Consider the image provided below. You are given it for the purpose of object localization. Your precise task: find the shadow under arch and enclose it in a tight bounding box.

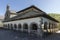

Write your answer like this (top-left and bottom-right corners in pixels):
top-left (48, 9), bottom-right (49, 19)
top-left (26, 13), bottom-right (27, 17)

top-left (30, 22), bottom-right (38, 30)
top-left (18, 23), bottom-right (21, 29)
top-left (14, 24), bottom-right (17, 30)
top-left (23, 23), bottom-right (28, 29)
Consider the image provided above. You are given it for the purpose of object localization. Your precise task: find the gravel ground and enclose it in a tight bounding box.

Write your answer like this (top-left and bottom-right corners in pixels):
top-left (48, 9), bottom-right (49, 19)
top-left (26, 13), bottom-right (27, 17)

top-left (0, 29), bottom-right (60, 40)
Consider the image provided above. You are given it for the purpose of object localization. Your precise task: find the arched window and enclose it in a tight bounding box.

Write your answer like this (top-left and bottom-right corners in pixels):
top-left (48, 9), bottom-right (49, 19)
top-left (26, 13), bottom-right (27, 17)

top-left (23, 23), bottom-right (28, 29)
top-left (18, 24), bottom-right (21, 29)
top-left (44, 22), bottom-right (47, 30)
top-left (31, 23), bottom-right (38, 30)
top-left (14, 24), bottom-right (17, 29)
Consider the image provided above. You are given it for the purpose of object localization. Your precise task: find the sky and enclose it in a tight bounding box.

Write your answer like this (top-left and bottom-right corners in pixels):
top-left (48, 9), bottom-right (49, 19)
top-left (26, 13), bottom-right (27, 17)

top-left (0, 0), bottom-right (60, 16)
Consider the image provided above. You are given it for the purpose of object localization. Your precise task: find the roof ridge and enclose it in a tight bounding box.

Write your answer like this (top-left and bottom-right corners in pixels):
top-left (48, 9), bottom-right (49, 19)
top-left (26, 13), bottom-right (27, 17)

top-left (16, 5), bottom-right (43, 13)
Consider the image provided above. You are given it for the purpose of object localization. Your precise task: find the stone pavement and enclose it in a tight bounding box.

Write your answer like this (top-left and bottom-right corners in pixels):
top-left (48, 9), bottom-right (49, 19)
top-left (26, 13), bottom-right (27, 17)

top-left (0, 29), bottom-right (60, 40)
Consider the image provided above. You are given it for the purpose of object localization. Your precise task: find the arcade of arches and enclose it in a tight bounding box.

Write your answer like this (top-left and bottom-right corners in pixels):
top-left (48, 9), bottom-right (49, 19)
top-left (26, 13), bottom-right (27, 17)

top-left (3, 22), bottom-right (57, 33)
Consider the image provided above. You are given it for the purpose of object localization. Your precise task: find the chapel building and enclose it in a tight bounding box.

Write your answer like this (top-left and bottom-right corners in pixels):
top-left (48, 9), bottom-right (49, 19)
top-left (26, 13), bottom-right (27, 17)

top-left (3, 5), bottom-right (59, 36)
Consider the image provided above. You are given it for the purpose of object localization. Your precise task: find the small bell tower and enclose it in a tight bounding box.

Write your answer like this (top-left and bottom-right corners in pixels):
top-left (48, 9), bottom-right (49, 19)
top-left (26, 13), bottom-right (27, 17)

top-left (4, 4), bottom-right (10, 20)
top-left (6, 4), bottom-right (10, 10)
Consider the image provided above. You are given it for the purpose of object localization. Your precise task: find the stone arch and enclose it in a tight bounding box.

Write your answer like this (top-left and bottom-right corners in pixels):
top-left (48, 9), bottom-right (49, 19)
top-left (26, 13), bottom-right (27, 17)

top-left (14, 24), bottom-right (17, 29)
top-left (18, 24), bottom-right (21, 29)
top-left (23, 23), bottom-right (28, 29)
top-left (31, 22), bottom-right (38, 30)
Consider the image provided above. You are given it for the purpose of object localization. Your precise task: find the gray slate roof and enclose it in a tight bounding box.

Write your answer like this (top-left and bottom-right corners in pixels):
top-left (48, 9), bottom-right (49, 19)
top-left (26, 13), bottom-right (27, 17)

top-left (3, 5), bottom-right (59, 22)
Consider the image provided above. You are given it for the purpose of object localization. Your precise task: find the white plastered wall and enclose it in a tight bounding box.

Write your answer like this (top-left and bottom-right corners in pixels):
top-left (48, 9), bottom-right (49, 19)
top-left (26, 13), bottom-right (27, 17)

top-left (3, 17), bottom-right (43, 35)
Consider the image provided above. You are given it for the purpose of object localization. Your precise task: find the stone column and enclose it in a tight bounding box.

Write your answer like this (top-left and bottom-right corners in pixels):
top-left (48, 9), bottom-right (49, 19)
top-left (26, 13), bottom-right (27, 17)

top-left (28, 24), bottom-right (30, 33)
top-left (21, 24), bottom-right (23, 32)
top-left (6, 24), bottom-right (8, 28)
top-left (53, 23), bottom-right (55, 33)
top-left (52, 23), bottom-right (54, 32)
top-left (12, 24), bottom-right (14, 30)
top-left (47, 23), bottom-right (49, 32)
top-left (9, 24), bottom-right (11, 29)
top-left (49, 23), bottom-right (51, 33)
top-left (16, 24), bottom-right (18, 30)
top-left (13, 24), bottom-right (15, 30)
top-left (50, 23), bottom-right (52, 33)
top-left (37, 23), bottom-right (43, 36)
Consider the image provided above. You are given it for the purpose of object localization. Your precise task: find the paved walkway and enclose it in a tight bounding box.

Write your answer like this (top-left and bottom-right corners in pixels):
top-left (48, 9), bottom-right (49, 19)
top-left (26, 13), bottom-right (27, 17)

top-left (0, 29), bottom-right (60, 40)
